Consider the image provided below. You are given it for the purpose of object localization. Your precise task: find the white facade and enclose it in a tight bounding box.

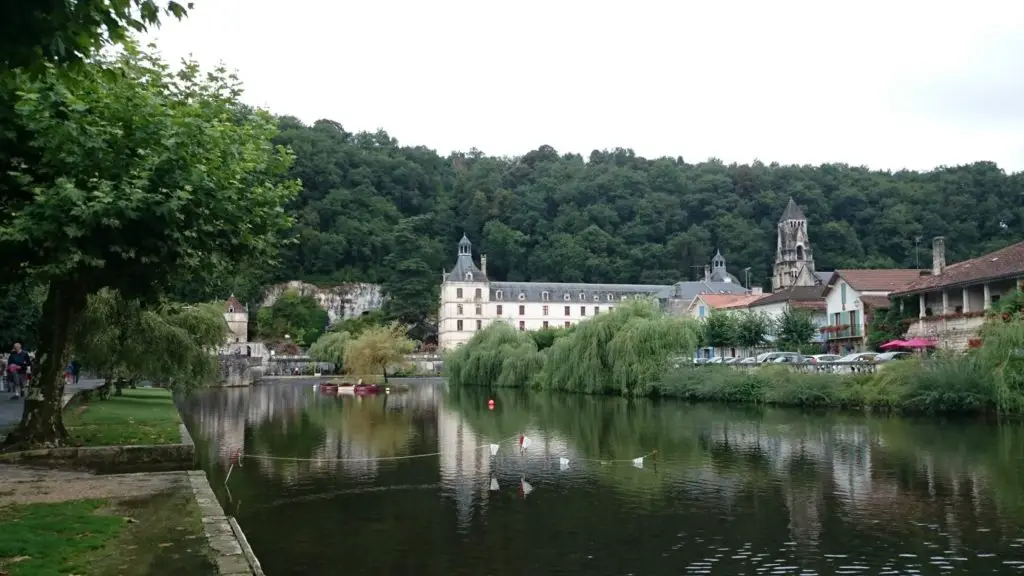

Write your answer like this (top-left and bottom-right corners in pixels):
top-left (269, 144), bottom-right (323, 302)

top-left (437, 235), bottom-right (749, 351)
top-left (823, 278), bottom-right (874, 349)
top-left (747, 300), bottom-right (827, 343)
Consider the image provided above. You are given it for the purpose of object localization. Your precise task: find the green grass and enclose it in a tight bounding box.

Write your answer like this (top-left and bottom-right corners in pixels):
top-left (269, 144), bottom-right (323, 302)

top-left (0, 486), bottom-right (216, 576)
top-left (64, 388), bottom-right (183, 446)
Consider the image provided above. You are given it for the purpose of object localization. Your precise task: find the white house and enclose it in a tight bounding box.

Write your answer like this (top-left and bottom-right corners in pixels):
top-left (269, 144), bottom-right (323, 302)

top-left (437, 235), bottom-right (749, 350)
top-left (891, 237), bottom-right (1024, 350)
top-left (686, 292), bottom-right (766, 359)
top-left (821, 269), bottom-right (925, 353)
top-left (747, 286), bottom-right (828, 344)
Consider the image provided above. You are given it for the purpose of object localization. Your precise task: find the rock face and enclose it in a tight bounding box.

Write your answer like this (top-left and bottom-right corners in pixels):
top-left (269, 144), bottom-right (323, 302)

top-left (261, 281), bottom-right (385, 323)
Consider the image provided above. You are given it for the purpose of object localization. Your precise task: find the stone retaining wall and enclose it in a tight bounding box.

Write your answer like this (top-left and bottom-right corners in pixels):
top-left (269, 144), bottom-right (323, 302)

top-left (188, 470), bottom-right (264, 575)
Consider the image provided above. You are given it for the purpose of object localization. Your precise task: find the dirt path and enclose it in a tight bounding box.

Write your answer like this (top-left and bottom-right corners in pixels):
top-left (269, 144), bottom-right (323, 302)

top-left (0, 465), bottom-right (187, 505)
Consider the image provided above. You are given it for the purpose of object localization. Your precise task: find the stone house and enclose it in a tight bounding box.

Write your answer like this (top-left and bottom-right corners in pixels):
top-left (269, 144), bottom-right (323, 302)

top-left (821, 269), bottom-right (926, 352)
top-left (891, 237), bottom-right (1024, 350)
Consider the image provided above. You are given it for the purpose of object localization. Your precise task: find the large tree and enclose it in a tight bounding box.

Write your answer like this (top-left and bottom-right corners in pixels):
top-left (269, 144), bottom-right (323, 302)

top-left (343, 324), bottom-right (415, 383)
top-left (0, 44), bottom-right (298, 447)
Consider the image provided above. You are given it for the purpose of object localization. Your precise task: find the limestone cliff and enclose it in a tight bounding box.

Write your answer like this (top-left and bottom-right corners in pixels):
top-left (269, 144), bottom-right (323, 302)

top-left (261, 281), bottom-right (384, 323)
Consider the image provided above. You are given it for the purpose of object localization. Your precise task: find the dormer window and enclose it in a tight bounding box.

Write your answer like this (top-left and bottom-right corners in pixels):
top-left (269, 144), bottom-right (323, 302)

top-left (228, 307), bottom-right (234, 313)
top-left (621, 295), bottom-right (628, 301)
top-left (542, 291), bottom-right (550, 301)
top-left (607, 294), bottom-right (614, 302)
top-left (495, 290), bottom-right (503, 300)
top-left (563, 293), bottom-right (571, 301)
top-left (464, 272), bottom-right (473, 281)
top-left (518, 292), bottom-right (526, 301)
top-left (593, 295), bottom-right (599, 302)
top-left (579, 293), bottom-right (586, 301)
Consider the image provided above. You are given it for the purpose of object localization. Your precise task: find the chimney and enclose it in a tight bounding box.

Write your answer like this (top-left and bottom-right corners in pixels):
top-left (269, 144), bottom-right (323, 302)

top-left (481, 254), bottom-right (487, 276)
top-left (751, 286), bottom-right (763, 295)
top-left (931, 236), bottom-right (946, 275)
top-left (704, 265), bottom-right (711, 282)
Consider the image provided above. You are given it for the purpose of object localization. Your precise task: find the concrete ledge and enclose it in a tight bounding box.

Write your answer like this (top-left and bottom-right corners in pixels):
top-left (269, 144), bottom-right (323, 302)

top-left (188, 470), bottom-right (262, 575)
top-left (0, 443), bottom-right (196, 473)
top-left (180, 422), bottom-right (195, 447)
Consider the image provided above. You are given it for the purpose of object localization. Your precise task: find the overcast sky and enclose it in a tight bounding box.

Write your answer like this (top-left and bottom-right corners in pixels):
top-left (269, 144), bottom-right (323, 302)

top-left (147, 0), bottom-right (1024, 172)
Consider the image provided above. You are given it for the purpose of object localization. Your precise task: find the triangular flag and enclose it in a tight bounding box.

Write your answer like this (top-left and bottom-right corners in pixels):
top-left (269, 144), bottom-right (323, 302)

top-left (490, 477), bottom-right (499, 491)
top-left (520, 436), bottom-right (532, 450)
top-left (632, 456), bottom-right (644, 469)
top-left (559, 457), bottom-right (570, 471)
top-left (520, 478), bottom-right (533, 497)
top-left (489, 444), bottom-right (499, 456)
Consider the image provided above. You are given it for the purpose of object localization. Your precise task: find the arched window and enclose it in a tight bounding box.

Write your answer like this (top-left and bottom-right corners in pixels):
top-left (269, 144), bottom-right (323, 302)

top-left (465, 272), bottom-right (473, 281)
top-left (607, 294), bottom-right (614, 302)
top-left (542, 291), bottom-right (550, 301)
top-left (796, 245), bottom-right (805, 260)
top-left (579, 292), bottom-right (586, 301)
top-left (495, 290), bottom-right (503, 300)
top-left (228, 307), bottom-right (234, 313)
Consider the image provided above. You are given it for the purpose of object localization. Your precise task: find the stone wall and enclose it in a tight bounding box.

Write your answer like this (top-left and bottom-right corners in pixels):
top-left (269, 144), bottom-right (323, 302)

top-left (262, 281), bottom-right (384, 324)
top-left (218, 356), bottom-right (264, 388)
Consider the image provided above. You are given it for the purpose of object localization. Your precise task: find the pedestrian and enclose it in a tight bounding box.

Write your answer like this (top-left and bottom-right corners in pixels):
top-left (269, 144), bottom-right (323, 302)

top-left (7, 340), bottom-right (31, 400)
top-left (70, 358), bottom-right (81, 386)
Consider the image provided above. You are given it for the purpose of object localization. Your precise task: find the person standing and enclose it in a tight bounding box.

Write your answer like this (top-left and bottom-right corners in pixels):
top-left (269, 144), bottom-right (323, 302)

top-left (7, 341), bottom-right (31, 400)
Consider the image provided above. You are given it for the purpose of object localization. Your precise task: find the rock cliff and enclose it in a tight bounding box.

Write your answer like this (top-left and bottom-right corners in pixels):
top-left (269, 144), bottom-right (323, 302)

top-left (262, 281), bottom-right (384, 323)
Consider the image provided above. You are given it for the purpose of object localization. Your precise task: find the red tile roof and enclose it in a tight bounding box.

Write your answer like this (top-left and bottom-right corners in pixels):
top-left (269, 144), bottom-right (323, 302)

top-left (697, 293), bottom-right (764, 310)
top-left (831, 269), bottom-right (927, 292)
top-left (860, 295), bottom-right (893, 309)
top-left (225, 295), bottom-right (244, 313)
top-left (893, 241), bottom-right (1024, 295)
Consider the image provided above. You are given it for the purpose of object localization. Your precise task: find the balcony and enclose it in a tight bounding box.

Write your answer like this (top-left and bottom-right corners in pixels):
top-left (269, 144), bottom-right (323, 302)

top-left (823, 325), bottom-right (863, 340)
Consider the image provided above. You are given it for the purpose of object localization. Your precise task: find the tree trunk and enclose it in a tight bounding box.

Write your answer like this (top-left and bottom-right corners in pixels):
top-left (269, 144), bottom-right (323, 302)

top-left (382, 365), bottom-right (388, 383)
top-left (2, 280), bottom-right (87, 450)
top-left (114, 377), bottom-right (124, 396)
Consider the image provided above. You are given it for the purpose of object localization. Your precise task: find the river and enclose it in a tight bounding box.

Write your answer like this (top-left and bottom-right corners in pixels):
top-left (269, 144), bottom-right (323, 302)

top-left (178, 379), bottom-right (1024, 575)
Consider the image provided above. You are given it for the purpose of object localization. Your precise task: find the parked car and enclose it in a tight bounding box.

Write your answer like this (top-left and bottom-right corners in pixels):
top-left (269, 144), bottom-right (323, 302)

top-left (772, 353), bottom-right (807, 364)
top-left (838, 352), bottom-right (878, 363)
top-left (738, 357), bottom-right (758, 364)
top-left (875, 351), bottom-right (911, 362)
top-left (808, 354), bottom-right (842, 364)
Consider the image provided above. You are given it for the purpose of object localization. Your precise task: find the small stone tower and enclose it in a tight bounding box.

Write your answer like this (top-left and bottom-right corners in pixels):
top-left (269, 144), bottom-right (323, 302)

top-left (223, 295), bottom-right (248, 343)
top-left (772, 198), bottom-right (817, 292)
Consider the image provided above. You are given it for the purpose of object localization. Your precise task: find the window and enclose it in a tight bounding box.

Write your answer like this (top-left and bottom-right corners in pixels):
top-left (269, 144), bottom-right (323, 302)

top-left (518, 292), bottom-right (526, 301)
top-left (579, 292), bottom-right (586, 301)
top-left (797, 245), bottom-right (805, 260)
top-left (457, 304), bottom-right (463, 315)
top-left (607, 294), bottom-right (614, 302)
top-left (465, 272), bottom-right (473, 281)
top-left (699, 305), bottom-right (706, 318)
top-left (457, 288), bottom-right (463, 298)
top-left (475, 305), bottom-right (482, 315)
top-left (542, 305), bottom-right (549, 316)
top-left (993, 294), bottom-right (1002, 304)
top-left (955, 305), bottom-right (963, 314)
top-left (496, 304), bottom-right (503, 316)
top-left (518, 305), bottom-right (525, 315)
top-left (564, 293), bottom-right (571, 301)
top-left (621, 295), bottom-right (628, 301)
top-left (580, 306), bottom-right (587, 316)
top-left (565, 321), bottom-right (571, 328)
top-left (634, 294), bottom-right (642, 300)
top-left (609, 306), bottom-right (614, 312)
top-left (564, 306), bottom-right (571, 316)
top-left (519, 321), bottom-right (525, 331)
top-left (495, 290), bottom-right (503, 300)
top-left (476, 320), bottom-right (482, 330)
top-left (593, 294), bottom-right (600, 302)
top-left (542, 291), bottom-right (550, 301)
top-left (228, 307), bottom-right (234, 313)
top-left (840, 283), bottom-right (847, 305)
top-left (475, 288), bottom-right (482, 299)
top-left (457, 320), bottom-right (464, 331)
top-left (595, 306), bottom-right (600, 315)
top-left (543, 321), bottom-right (549, 329)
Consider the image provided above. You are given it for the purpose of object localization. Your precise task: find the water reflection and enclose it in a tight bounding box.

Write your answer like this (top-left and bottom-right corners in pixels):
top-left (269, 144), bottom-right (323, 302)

top-left (179, 381), bottom-right (1024, 575)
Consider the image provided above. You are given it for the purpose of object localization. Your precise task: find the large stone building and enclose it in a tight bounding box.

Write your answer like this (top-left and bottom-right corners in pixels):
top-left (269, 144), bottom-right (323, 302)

top-left (437, 235), bottom-right (749, 350)
top-left (773, 198), bottom-right (827, 292)
top-left (220, 296), bottom-right (268, 359)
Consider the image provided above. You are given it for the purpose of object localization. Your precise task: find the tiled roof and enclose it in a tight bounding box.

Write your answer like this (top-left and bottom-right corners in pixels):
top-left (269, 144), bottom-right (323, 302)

top-left (792, 300), bottom-right (826, 310)
top-left (225, 295), bottom-right (244, 313)
top-left (814, 271), bottom-right (834, 284)
top-left (860, 295), bottom-right (893, 309)
top-left (832, 269), bottom-right (926, 292)
top-left (698, 293), bottom-right (765, 310)
top-left (749, 285), bottom-right (826, 306)
top-left (892, 241), bottom-right (1024, 295)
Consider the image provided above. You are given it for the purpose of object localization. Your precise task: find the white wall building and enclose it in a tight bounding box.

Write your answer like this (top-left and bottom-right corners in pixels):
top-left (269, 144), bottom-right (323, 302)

top-left (746, 286), bottom-right (829, 345)
top-left (821, 269), bottom-right (924, 352)
top-left (437, 235), bottom-right (749, 350)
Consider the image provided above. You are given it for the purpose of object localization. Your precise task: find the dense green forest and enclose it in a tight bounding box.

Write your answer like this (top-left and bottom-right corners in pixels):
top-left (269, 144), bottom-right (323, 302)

top-left (4, 116), bottom-right (1024, 345)
top-left (261, 117), bottom-right (1024, 327)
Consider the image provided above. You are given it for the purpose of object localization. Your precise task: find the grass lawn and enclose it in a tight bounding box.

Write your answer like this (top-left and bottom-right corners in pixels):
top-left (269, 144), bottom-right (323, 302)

top-left (0, 486), bottom-right (216, 576)
top-left (63, 388), bottom-right (183, 447)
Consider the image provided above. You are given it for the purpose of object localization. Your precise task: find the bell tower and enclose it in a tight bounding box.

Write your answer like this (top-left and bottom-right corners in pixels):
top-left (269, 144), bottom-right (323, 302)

top-left (772, 198), bottom-right (817, 291)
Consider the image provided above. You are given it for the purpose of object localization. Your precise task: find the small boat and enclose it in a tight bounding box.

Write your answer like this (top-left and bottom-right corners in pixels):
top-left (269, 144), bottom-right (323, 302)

top-left (353, 383), bottom-right (381, 395)
top-left (317, 382), bottom-right (339, 394)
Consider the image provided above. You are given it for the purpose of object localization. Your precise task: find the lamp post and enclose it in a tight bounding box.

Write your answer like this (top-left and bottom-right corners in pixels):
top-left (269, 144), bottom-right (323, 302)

top-left (743, 267), bottom-right (751, 290)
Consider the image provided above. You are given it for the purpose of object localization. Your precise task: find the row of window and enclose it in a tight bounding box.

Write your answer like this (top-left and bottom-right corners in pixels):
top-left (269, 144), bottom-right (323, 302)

top-left (454, 287), bottom-right (646, 303)
top-left (456, 304), bottom-right (612, 316)
top-left (455, 319), bottom-right (573, 331)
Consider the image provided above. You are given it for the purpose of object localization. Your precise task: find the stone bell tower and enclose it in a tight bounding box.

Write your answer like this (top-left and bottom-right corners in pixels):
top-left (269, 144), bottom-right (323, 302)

top-left (772, 198), bottom-right (817, 292)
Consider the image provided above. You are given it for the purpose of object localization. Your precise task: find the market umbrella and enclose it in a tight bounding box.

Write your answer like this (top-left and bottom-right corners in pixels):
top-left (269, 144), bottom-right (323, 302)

top-left (880, 339), bottom-right (908, 349)
top-left (903, 336), bottom-right (937, 349)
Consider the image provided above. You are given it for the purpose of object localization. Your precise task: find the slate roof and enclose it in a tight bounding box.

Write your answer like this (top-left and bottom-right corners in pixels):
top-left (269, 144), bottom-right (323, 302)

top-left (489, 281), bottom-right (747, 304)
top-left (779, 198), bottom-right (806, 221)
top-left (829, 269), bottom-right (926, 293)
top-left (446, 235), bottom-right (488, 282)
top-left (892, 241), bottom-right (1024, 296)
top-left (814, 271), bottom-right (833, 284)
top-left (750, 285), bottom-right (826, 307)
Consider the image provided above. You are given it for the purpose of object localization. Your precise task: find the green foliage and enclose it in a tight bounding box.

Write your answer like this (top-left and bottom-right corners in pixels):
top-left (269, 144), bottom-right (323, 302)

top-left (775, 307), bottom-right (818, 350)
top-left (866, 305), bottom-right (908, 350)
top-left (307, 331), bottom-right (350, 371)
top-left (254, 290), bottom-right (329, 346)
top-left (528, 326), bottom-right (576, 351)
top-left (734, 311), bottom-right (772, 349)
top-left (701, 310), bottom-right (736, 348)
top-left (0, 279), bottom-right (44, 350)
top-left (330, 310), bottom-right (388, 338)
top-left (343, 324), bottom-right (416, 380)
top-left (447, 302), bottom-right (701, 396)
top-left (63, 388), bottom-right (183, 446)
top-left (991, 289), bottom-right (1024, 320)
top-left (73, 289), bottom-right (228, 390)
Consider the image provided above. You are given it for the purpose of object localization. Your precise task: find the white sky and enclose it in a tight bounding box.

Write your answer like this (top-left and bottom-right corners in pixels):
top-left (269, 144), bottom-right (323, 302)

top-left (147, 0), bottom-right (1024, 171)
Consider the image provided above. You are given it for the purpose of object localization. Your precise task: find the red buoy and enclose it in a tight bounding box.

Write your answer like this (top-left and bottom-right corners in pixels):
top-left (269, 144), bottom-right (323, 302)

top-left (488, 399), bottom-right (495, 410)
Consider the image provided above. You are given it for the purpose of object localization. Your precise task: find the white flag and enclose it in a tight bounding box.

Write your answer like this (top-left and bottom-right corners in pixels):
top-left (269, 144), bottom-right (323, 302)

top-left (632, 456), bottom-right (644, 469)
top-left (489, 444), bottom-right (499, 456)
top-left (520, 436), bottom-right (532, 450)
top-left (490, 477), bottom-right (500, 491)
top-left (520, 478), bottom-right (533, 496)
top-left (559, 457), bottom-right (570, 470)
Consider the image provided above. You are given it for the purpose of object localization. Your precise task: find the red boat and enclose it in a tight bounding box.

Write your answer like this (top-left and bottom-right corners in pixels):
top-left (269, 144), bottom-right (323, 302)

top-left (353, 383), bottom-right (381, 395)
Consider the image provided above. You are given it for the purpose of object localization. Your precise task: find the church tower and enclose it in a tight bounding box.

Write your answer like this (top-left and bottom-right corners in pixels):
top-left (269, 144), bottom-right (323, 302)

top-left (772, 198), bottom-right (817, 291)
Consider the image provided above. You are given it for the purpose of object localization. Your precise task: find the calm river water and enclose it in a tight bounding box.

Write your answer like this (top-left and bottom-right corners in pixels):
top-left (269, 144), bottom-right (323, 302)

top-left (179, 379), bottom-right (1024, 575)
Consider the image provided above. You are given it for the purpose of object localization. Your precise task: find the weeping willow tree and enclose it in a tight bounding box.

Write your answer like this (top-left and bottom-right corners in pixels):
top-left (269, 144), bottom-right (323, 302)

top-left (73, 289), bottom-right (228, 395)
top-left (343, 324), bottom-right (415, 382)
top-left (307, 331), bottom-right (350, 373)
top-left (446, 301), bottom-right (701, 395)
